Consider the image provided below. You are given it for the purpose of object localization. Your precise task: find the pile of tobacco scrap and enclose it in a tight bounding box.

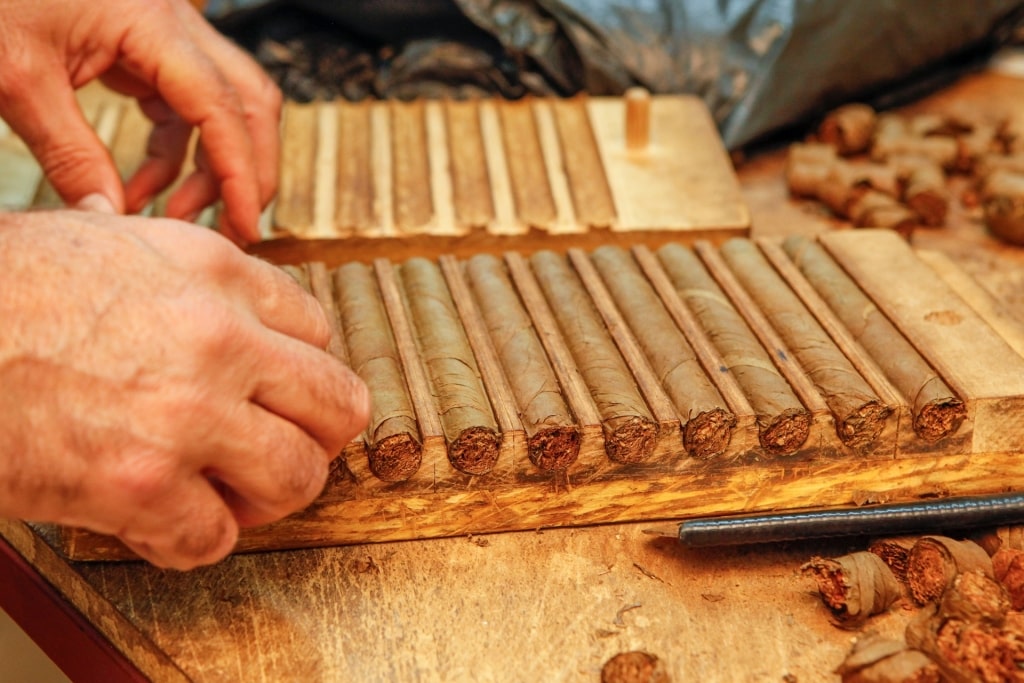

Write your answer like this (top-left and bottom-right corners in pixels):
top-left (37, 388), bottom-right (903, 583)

top-left (803, 529), bottom-right (1024, 681)
top-left (213, 4), bottom-right (566, 104)
top-left (786, 103), bottom-right (1024, 244)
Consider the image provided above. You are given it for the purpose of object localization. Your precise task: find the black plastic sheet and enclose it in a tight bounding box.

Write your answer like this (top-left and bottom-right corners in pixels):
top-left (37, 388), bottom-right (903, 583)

top-left (213, 0), bottom-right (1024, 149)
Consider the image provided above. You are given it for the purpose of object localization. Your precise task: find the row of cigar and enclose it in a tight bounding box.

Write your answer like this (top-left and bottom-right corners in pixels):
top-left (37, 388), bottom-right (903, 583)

top-left (282, 235), bottom-right (965, 483)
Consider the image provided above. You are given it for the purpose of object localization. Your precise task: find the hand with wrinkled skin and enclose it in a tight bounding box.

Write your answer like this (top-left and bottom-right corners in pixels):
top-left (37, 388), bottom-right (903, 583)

top-left (0, 211), bottom-right (370, 570)
top-left (0, 0), bottom-right (279, 244)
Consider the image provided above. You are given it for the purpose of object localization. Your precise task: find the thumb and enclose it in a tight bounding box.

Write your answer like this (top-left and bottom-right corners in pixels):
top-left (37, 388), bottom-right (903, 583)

top-left (0, 73), bottom-right (124, 212)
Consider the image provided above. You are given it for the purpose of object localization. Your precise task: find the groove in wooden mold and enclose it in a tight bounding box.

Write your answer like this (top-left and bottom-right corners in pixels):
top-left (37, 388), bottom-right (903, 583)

top-left (390, 101), bottom-right (434, 234)
top-left (335, 101), bottom-right (375, 234)
top-left (444, 100), bottom-right (494, 229)
top-left (551, 97), bottom-right (617, 229)
top-left (275, 103), bottom-right (317, 232)
top-left (532, 100), bottom-right (580, 234)
top-left (498, 99), bottom-right (557, 230)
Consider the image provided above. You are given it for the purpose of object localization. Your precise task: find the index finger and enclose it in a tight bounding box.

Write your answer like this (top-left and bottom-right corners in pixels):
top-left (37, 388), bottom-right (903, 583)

top-left (120, 14), bottom-right (262, 241)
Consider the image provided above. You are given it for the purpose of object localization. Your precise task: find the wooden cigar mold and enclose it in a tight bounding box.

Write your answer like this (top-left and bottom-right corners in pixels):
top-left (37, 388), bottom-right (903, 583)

top-left (57, 230), bottom-right (1024, 560)
top-left (0, 91), bottom-right (749, 258)
top-left (4, 89), bottom-right (1021, 560)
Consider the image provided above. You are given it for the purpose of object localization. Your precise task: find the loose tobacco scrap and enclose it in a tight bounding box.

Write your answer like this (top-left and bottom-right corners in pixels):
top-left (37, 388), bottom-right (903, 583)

top-left (835, 633), bottom-right (940, 683)
top-left (906, 536), bottom-right (994, 605)
top-left (905, 571), bottom-right (1023, 683)
top-left (802, 552), bottom-right (904, 628)
top-left (600, 651), bottom-right (670, 683)
top-left (993, 548), bottom-right (1024, 610)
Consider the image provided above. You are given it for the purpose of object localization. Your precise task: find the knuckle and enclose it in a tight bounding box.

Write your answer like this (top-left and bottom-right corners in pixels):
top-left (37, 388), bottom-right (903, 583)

top-left (188, 303), bottom-right (245, 357)
top-left (256, 73), bottom-right (282, 115)
top-left (37, 142), bottom-right (108, 195)
top-left (108, 451), bottom-right (178, 506)
top-left (172, 513), bottom-right (237, 569)
top-left (267, 440), bottom-right (329, 514)
top-left (0, 60), bottom-right (33, 101)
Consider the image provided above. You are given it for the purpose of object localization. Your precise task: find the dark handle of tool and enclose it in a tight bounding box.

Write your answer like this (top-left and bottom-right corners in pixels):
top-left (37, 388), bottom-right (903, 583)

top-left (676, 492), bottom-right (1024, 547)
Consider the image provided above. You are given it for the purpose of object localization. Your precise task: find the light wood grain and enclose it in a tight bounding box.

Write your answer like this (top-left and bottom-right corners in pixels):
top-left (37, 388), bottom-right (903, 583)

top-left (821, 229), bottom-right (1024, 453)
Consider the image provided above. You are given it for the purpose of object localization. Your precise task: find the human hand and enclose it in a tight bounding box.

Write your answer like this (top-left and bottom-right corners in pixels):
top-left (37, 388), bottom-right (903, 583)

top-left (0, 211), bottom-right (369, 569)
top-left (0, 0), bottom-right (280, 244)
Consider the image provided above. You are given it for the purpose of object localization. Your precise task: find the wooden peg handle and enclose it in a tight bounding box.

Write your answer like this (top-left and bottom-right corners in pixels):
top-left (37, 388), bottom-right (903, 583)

top-left (625, 87), bottom-right (651, 151)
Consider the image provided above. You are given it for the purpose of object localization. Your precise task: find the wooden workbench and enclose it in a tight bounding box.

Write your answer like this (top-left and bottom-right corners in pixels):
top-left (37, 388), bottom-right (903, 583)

top-left (4, 59), bottom-right (1024, 683)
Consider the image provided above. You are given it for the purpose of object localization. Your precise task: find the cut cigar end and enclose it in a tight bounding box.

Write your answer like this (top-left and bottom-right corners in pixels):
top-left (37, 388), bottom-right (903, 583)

top-left (836, 401), bottom-right (892, 449)
top-left (906, 192), bottom-right (949, 227)
top-left (369, 433), bottom-right (423, 482)
top-left (914, 398), bottom-right (967, 443)
top-left (600, 650), bottom-right (669, 683)
top-left (758, 409), bottom-right (811, 456)
top-left (528, 425), bottom-right (581, 472)
top-left (449, 426), bottom-right (501, 475)
top-left (605, 416), bottom-right (658, 464)
top-left (683, 408), bottom-right (736, 460)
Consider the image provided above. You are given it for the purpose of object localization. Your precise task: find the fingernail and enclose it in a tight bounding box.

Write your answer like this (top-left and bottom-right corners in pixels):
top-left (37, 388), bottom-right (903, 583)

top-left (75, 193), bottom-right (117, 214)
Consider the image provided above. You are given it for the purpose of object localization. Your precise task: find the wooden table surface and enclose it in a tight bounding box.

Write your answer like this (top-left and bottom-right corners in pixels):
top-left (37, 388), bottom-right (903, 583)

top-left (4, 59), bottom-right (1024, 683)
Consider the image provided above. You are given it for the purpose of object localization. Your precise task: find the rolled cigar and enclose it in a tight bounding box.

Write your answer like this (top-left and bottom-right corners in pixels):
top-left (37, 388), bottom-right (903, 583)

top-left (872, 114), bottom-right (959, 170)
top-left (817, 103), bottom-right (877, 156)
top-left (530, 250), bottom-right (657, 464)
top-left (783, 235), bottom-right (965, 442)
top-left (400, 258), bottom-right (500, 475)
top-left (720, 239), bottom-right (891, 449)
top-left (334, 262), bottom-right (422, 482)
top-left (464, 254), bottom-right (580, 471)
top-left (981, 168), bottom-right (1024, 245)
top-left (887, 155), bottom-right (948, 226)
top-left (656, 243), bottom-right (809, 456)
top-left (590, 246), bottom-right (735, 459)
